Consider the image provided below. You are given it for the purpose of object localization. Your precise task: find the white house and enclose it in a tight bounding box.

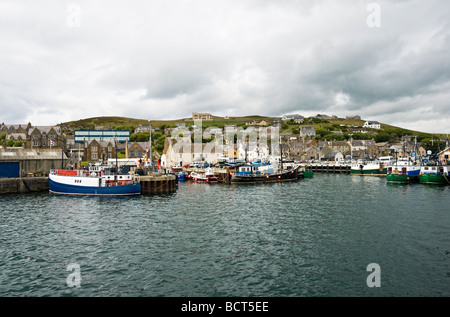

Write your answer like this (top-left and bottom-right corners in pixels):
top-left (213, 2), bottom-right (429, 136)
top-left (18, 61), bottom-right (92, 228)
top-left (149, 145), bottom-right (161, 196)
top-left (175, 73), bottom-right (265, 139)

top-left (237, 143), bottom-right (270, 162)
top-left (282, 114), bottom-right (304, 123)
top-left (161, 137), bottom-right (224, 167)
top-left (363, 121), bottom-right (381, 129)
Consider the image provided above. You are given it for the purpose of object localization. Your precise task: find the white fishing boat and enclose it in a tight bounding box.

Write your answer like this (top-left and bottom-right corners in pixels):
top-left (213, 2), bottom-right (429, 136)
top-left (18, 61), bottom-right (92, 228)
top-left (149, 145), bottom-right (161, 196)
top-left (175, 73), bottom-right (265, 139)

top-left (49, 164), bottom-right (141, 196)
top-left (189, 168), bottom-right (220, 183)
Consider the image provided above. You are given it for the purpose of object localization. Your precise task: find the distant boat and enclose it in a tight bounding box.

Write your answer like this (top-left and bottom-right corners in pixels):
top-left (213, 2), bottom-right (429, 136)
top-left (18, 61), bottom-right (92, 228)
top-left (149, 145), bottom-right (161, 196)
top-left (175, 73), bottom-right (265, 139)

top-left (169, 166), bottom-right (188, 181)
top-left (230, 165), bottom-right (303, 184)
top-left (49, 165), bottom-right (141, 196)
top-left (224, 159), bottom-right (245, 168)
top-left (419, 164), bottom-right (450, 185)
top-left (386, 158), bottom-right (420, 184)
top-left (189, 168), bottom-right (220, 183)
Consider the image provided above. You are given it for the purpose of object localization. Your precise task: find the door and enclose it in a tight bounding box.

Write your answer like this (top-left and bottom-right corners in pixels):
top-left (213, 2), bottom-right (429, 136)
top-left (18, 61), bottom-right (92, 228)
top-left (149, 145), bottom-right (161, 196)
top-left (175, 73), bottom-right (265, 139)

top-left (0, 162), bottom-right (20, 178)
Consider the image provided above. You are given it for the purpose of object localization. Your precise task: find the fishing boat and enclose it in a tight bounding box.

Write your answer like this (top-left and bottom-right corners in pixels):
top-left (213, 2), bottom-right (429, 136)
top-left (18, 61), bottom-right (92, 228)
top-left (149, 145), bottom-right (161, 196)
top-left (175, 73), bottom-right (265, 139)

top-left (189, 168), bottom-right (220, 183)
top-left (386, 158), bottom-right (421, 184)
top-left (230, 164), bottom-right (302, 184)
top-left (49, 165), bottom-right (141, 196)
top-left (224, 159), bottom-right (245, 168)
top-left (169, 166), bottom-right (188, 181)
top-left (419, 164), bottom-right (450, 185)
top-left (350, 156), bottom-right (394, 176)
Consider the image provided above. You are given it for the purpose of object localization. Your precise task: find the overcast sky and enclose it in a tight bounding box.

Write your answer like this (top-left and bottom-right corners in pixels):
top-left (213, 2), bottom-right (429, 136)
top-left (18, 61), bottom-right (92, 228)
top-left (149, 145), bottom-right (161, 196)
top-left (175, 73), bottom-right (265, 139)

top-left (1, 0), bottom-right (449, 133)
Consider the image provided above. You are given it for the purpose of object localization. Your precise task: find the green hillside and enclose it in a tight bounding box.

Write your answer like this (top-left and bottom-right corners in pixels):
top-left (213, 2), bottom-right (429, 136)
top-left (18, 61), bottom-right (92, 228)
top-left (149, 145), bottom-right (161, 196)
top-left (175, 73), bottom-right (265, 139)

top-left (63, 116), bottom-right (149, 132)
top-left (62, 115), bottom-right (447, 154)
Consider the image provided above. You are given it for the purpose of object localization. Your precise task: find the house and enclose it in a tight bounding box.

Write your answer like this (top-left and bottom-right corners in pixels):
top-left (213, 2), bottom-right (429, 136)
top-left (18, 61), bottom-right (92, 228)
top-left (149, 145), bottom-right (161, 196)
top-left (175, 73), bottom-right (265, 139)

top-left (272, 119), bottom-right (282, 127)
top-left (282, 114), bottom-right (304, 123)
top-left (321, 149), bottom-right (344, 162)
top-left (192, 112), bottom-right (213, 121)
top-left (315, 114), bottom-right (331, 120)
top-left (329, 140), bottom-right (351, 154)
top-left (299, 126), bottom-right (316, 138)
top-left (363, 121), bottom-right (381, 129)
top-left (134, 123), bottom-right (152, 133)
top-left (28, 126), bottom-right (62, 148)
top-left (346, 115), bottom-right (361, 120)
top-left (376, 142), bottom-right (391, 157)
top-left (127, 142), bottom-right (148, 159)
top-left (161, 137), bottom-right (224, 167)
top-left (304, 146), bottom-right (319, 161)
top-left (237, 143), bottom-right (270, 162)
top-left (83, 140), bottom-right (116, 162)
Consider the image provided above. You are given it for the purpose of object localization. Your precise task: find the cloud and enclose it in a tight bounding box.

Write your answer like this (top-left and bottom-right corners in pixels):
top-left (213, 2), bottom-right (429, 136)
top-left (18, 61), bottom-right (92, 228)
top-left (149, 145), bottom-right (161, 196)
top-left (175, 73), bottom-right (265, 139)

top-left (0, 0), bottom-right (449, 133)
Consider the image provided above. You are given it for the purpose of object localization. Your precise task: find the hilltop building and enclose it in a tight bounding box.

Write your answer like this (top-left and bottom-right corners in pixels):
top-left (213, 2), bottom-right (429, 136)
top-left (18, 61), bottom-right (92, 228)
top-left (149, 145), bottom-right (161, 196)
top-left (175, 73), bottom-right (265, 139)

top-left (363, 121), bottom-right (381, 129)
top-left (192, 113), bottom-right (213, 121)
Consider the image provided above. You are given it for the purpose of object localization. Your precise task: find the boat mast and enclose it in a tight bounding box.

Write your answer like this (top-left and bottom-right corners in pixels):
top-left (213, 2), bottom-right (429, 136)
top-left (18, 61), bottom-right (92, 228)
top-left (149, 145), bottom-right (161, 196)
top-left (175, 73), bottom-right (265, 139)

top-left (279, 135), bottom-right (283, 170)
top-left (60, 123), bottom-right (64, 169)
top-left (114, 137), bottom-right (118, 170)
top-left (149, 120), bottom-right (152, 166)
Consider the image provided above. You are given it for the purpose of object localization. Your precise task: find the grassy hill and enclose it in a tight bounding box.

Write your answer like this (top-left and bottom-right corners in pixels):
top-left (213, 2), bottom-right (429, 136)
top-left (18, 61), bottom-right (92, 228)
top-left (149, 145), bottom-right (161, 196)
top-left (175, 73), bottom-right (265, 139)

top-left (61, 115), bottom-right (448, 154)
top-left (63, 116), bottom-right (149, 131)
top-left (62, 115), bottom-right (445, 144)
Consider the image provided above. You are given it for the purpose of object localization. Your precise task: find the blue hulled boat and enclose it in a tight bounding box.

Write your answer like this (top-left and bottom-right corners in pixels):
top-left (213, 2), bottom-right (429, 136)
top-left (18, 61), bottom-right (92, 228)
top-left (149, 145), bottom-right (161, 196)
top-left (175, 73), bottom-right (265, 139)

top-left (49, 165), bottom-right (141, 196)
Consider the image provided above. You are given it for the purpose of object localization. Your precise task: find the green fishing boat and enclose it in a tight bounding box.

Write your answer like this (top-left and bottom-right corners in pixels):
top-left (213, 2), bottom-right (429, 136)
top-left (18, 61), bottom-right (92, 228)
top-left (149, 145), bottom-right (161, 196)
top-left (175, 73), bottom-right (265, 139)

top-left (419, 165), bottom-right (450, 185)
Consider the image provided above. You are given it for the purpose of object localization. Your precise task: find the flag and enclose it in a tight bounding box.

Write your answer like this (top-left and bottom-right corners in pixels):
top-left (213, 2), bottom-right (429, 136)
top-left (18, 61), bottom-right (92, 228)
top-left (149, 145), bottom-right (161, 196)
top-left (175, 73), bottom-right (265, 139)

top-left (50, 140), bottom-right (56, 147)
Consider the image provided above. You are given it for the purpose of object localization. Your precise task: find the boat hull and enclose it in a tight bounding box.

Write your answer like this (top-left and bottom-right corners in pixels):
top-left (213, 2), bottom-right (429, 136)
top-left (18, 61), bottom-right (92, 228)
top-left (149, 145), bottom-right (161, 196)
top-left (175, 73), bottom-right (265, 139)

top-left (231, 168), bottom-right (301, 184)
top-left (350, 168), bottom-right (385, 175)
top-left (419, 174), bottom-right (449, 185)
top-left (386, 174), bottom-right (419, 184)
top-left (49, 177), bottom-right (141, 196)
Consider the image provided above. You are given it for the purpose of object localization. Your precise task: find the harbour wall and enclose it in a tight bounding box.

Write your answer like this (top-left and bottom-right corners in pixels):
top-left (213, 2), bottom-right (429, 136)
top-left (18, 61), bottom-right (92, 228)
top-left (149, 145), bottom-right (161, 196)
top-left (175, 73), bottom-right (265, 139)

top-left (302, 163), bottom-right (351, 174)
top-left (0, 177), bottom-right (49, 194)
top-left (140, 174), bottom-right (177, 194)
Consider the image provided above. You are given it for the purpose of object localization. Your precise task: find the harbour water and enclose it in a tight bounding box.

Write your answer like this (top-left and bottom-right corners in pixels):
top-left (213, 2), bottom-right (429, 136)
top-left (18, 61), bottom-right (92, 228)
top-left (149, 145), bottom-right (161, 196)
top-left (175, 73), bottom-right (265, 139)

top-left (1, 174), bottom-right (449, 297)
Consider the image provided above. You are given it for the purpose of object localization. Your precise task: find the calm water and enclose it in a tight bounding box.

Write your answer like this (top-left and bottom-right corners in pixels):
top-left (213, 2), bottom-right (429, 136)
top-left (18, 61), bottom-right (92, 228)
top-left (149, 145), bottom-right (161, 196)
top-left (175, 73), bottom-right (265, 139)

top-left (1, 174), bottom-right (449, 297)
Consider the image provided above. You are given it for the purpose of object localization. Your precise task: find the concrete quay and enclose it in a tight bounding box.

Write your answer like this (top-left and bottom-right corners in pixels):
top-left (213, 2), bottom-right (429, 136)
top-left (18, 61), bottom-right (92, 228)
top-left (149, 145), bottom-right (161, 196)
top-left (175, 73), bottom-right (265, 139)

top-left (0, 177), bottom-right (49, 194)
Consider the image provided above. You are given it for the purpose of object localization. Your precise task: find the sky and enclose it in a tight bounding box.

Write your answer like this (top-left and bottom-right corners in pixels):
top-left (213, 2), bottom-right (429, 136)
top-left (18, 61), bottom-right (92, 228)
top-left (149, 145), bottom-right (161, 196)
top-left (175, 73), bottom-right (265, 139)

top-left (1, 0), bottom-right (449, 133)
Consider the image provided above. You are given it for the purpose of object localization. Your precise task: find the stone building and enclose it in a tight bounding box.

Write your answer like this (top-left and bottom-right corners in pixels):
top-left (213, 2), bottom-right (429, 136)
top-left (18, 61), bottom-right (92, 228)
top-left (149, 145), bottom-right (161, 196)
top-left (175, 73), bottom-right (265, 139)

top-left (83, 140), bottom-right (116, 162)
top-left (192, 112), bottom-right (213, 120)
top-left (0, 148), bottom-right (68, 177)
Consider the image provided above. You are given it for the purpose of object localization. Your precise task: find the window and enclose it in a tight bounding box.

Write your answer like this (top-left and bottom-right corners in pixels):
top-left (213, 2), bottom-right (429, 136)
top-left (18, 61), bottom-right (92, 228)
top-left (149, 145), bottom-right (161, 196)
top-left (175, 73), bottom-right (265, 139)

top-left (108, 146), bottom-right (112, 151)
top-left (92, 146), bottom-right (97, 152)
top-left (130, 151), bottom-right (135, 157)
top-left (49, 134), bottom-right (55, 140)
top-left (108, 153), bottom-right (112, 159)
top-left (33, 140), bottom-right (39, 146)
top-left (92, 154), bottom-right (97, 160)
top-left (138, 151), bottom-right (142, 157)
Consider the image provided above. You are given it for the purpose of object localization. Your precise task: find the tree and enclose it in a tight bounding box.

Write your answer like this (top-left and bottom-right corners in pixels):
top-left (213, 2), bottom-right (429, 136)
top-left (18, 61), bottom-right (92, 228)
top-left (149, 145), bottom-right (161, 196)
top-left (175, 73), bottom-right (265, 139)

top-left (421, 138), bottom-right (446, 154)
top-left (130, 132), bottom-right (150, 142)
top-left (374, 132), bottom-right (390, 143)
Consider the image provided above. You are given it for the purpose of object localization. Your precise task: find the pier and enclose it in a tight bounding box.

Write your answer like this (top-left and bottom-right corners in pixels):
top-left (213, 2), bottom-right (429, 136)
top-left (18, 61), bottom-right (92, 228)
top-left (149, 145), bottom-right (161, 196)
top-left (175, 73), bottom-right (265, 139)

top-left (0, 177), bottom-right (49, 194)
top-left (301, 163), bottom-right (351, 174)
top-left (140, 174), bottom-right (177, 194)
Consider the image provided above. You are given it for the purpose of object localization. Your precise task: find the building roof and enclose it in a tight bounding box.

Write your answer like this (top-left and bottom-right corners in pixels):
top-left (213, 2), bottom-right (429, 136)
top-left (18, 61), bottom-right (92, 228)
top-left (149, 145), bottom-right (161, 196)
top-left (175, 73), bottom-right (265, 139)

top-left (0, 148), bottom-right (68, 160)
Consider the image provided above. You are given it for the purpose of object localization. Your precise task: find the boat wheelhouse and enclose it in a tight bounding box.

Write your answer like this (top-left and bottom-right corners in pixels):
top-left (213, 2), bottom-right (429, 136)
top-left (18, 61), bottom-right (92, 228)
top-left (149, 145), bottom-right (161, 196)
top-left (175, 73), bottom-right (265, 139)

top-left (386, 158), bottom-right (421, 184)
top-left (419, 165), bottom-right (450, 185)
